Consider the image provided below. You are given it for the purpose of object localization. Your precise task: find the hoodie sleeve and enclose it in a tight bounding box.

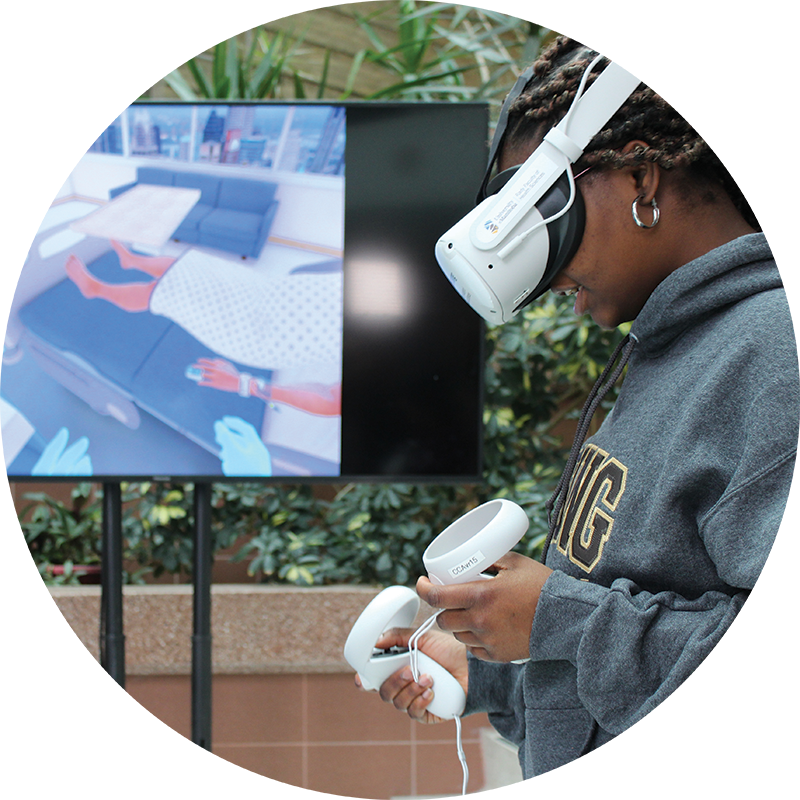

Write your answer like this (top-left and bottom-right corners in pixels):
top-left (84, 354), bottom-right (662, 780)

top-left (463, 656), bottom-right (527, 747)
top-left (528, 570), bottom-right (745, 734)
top-left (528, 445), bottom-right (795, 735)
top-left (526, 394), bottom-right (798, 734)
top-left (465, 433), bottom-right (796, 744)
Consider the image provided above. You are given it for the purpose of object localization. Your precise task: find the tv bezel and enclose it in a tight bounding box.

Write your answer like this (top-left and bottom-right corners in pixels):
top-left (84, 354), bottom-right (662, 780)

top-left (3, 99), bottom-right (488, 484)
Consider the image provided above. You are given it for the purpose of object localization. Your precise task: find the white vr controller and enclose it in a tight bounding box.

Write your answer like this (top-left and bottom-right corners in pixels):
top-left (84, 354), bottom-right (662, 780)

top-left (344, 585), bottom-right (466, 719)
top-left (343, 499), bottom-right (529, 719)
top-left (423, 498), bottom-right (529, 584)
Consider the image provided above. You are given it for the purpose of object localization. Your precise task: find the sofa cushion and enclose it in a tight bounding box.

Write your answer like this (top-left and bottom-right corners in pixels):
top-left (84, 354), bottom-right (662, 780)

top-left (130, 322), bottom-right (267, 454)
top-left (216, 177), bottom-right (277, 214)
top-left (176, 202), bottom-right (214, 231)
top-left (201, 207), bottom-right (262, 238)
top-left (137, 167), bottom-right (175, 186)
top-left (19, 249), bottom-right (174, 387)
top-left (174, 172), bottom-right (221, 205)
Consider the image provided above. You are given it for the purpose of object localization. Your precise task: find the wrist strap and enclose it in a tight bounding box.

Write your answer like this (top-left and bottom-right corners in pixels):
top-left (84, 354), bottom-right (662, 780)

top-left (238, 372), bottom-right (252, 397)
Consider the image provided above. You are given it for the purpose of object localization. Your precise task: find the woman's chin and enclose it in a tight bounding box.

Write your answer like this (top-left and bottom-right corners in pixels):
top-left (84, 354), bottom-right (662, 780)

top-left (590, 309), bottom-right (622, 331)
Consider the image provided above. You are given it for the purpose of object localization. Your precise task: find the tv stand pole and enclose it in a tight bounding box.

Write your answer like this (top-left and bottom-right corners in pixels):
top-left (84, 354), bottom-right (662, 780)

top-left (192, 481), bottom-right (213, 750)
top-left (100, 481), bottom-right (125, 686)
top-left (100, 483), bottom-right (213, 800)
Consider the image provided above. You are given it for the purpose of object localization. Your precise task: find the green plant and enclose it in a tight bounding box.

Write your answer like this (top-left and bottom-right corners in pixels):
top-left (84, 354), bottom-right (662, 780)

top-left (119, 482), bottom-right (195, 578)
top-left (150, 3), bottom-right (548, 108)
top-left (120, 482), bottom-right (260, 578)
top-left (20, 7), bottom-right (629, 588)
top-left (19, 483), bottom-right (102, 584)
top-left (18, 482), bottom-right (239, 581)
top-left (213, 484), bottom-right (328, 585)
top-left (341, 2), bottom-right (541, 103)
top-left (162, 26), bottom-right (311, 100)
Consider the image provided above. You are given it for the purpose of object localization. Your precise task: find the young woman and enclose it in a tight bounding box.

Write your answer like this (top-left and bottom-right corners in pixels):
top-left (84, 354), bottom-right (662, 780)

top-left (359, 37), bottom-right (800, 778)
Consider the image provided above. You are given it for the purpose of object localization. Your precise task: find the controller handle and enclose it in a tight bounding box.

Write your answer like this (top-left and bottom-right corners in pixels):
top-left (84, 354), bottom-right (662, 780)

top-left (343, 585), bottom-right (466, 719)
top-left (423, 498), bottom-right (529, 585)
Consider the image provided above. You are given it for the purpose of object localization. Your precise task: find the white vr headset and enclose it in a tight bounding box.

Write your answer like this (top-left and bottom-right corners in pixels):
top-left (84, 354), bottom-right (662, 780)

top-left (435, 54), bottom-right (641, 324)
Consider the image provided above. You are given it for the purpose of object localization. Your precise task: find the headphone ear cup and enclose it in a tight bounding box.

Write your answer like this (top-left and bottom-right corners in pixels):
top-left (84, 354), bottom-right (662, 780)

top-left (513, 172), bottom-right (586, 312)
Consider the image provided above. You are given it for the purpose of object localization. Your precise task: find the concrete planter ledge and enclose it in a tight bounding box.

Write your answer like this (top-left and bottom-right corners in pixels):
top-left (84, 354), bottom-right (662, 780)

top-left (49, 584), bottom-right (432, 677)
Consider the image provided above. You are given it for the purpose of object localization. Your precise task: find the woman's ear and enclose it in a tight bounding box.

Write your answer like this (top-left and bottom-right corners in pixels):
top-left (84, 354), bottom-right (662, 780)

top-left (622, 140), bottom-right (661, 203)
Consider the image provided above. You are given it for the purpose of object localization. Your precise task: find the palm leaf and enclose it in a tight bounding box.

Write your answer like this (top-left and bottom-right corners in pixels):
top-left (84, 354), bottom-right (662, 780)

top-left (469, 64), bottom-right (520, 101)
top-left (163, 68), bottom-right (199, 101)
top-left (293, 70), bottom-right (306, 99)
top-left (401, 2), bottom-right (453, 20)
top-left (316, 49), bottom-right (332, 99)
top-left (353, 7), bottom-right (392, 54)
top-left (339, 49), bottom-right (367, 100)
top-left (224, 35), bottom-right (240, 99)
top-left (185, 55), bottom-right (215, 98)
top-left (246, 30), bottom-right (283, 98)
top-left (397, 1), bottom-right (441, 74)
top-left (364, 64), bottom-right (473, 100)
top-left (211, 0), bottom-right (228, 90)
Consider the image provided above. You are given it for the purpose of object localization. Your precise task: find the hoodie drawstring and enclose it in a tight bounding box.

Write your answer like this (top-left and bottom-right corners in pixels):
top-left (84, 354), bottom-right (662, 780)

top-left (541, 333), bottom-right (638, 563)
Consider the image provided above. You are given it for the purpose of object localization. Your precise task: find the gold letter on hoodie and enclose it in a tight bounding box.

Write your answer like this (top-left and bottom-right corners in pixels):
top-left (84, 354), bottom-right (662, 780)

top-left (556, 444), bottom-right (628, 572)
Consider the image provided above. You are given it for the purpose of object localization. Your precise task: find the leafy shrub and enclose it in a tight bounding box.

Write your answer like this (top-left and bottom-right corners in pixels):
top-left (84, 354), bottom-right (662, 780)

top-left (20, 484), bottom-right (103, 584)
top-left (342, 0), bottom-right (530, 102)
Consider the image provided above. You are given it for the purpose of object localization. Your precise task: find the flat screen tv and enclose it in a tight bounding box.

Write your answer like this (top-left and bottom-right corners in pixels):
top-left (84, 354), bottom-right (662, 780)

top-left (1, 101), bottom-right (488, 482)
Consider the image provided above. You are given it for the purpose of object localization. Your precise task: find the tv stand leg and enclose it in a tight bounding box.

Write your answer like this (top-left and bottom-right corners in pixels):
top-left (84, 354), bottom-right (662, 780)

top-left (100, 482), bottom-right (125, 686)
top-left (192, 481), bottom-right (213, 750)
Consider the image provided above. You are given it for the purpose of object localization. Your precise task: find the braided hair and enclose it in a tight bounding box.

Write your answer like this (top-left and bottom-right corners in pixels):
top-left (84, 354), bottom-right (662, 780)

top-left (502, 37), bottom-right (758, 229)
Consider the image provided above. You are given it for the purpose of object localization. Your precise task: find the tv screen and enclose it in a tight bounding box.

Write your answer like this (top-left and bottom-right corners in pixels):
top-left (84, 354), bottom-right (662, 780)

top-left (1, 101), bottom-right (487, 482)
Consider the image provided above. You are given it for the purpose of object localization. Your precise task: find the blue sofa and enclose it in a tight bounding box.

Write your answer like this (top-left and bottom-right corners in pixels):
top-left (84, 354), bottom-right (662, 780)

top-left (109, 167), bottom-right (279, 259)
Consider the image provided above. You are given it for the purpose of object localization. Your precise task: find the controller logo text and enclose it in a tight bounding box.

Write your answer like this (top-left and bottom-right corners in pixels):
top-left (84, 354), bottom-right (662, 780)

top-left (448, 549), bottom-right (486, 579)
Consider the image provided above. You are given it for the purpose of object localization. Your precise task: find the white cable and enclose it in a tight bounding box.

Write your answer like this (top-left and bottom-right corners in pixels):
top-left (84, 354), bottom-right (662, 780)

top-left (496, 159), bottom-right (577, 260)
top-left (454, 715), bottom-right (469, 795)
top-left (496, 52), bottom-right (605, 262)
top-left (497, 18), bottom-right (605, 258)
top-left (408, 610), bottom-right (442, 682)
top-left (562, 52), bottom-right (604, 131)
top-left (408, 609), bottom-right (469, 794)
top-left (484, 46), bottom-right (603, 266)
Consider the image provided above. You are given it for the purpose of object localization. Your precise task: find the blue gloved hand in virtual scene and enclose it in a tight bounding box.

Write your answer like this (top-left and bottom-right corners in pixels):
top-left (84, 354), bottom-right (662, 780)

top-left (213, 415), bottom-right (272, 476)
top-left (32, 427), bottom-right (93, 476)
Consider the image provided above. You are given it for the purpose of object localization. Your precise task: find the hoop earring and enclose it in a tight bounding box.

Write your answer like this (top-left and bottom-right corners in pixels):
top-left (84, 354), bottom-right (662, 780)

top-left (632, 197), bottom-right (660, 229)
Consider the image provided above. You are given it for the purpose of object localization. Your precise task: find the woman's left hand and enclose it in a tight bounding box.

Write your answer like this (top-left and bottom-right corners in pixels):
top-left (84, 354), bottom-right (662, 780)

top-left (416, 553), bottom-right (553, 663)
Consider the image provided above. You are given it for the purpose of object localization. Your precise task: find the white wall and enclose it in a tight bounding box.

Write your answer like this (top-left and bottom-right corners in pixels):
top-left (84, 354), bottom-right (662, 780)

top-left (272, 182), bottom-right (344, 251)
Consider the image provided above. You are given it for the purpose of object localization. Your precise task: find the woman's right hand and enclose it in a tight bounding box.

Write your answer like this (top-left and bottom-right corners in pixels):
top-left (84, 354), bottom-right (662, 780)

top-left (355, 627), bottom-right (468, 724)
top-left (193, 357), bottom-right (242, 393)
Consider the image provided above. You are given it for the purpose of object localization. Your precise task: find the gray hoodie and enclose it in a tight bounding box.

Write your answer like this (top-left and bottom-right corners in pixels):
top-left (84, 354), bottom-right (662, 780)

top-left (464, 233), bottom-right (800, 777)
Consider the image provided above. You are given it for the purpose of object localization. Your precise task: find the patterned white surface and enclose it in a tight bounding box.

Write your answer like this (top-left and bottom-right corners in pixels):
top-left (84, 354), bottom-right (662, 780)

top-left (149, 248), bottom-right (343, 370)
